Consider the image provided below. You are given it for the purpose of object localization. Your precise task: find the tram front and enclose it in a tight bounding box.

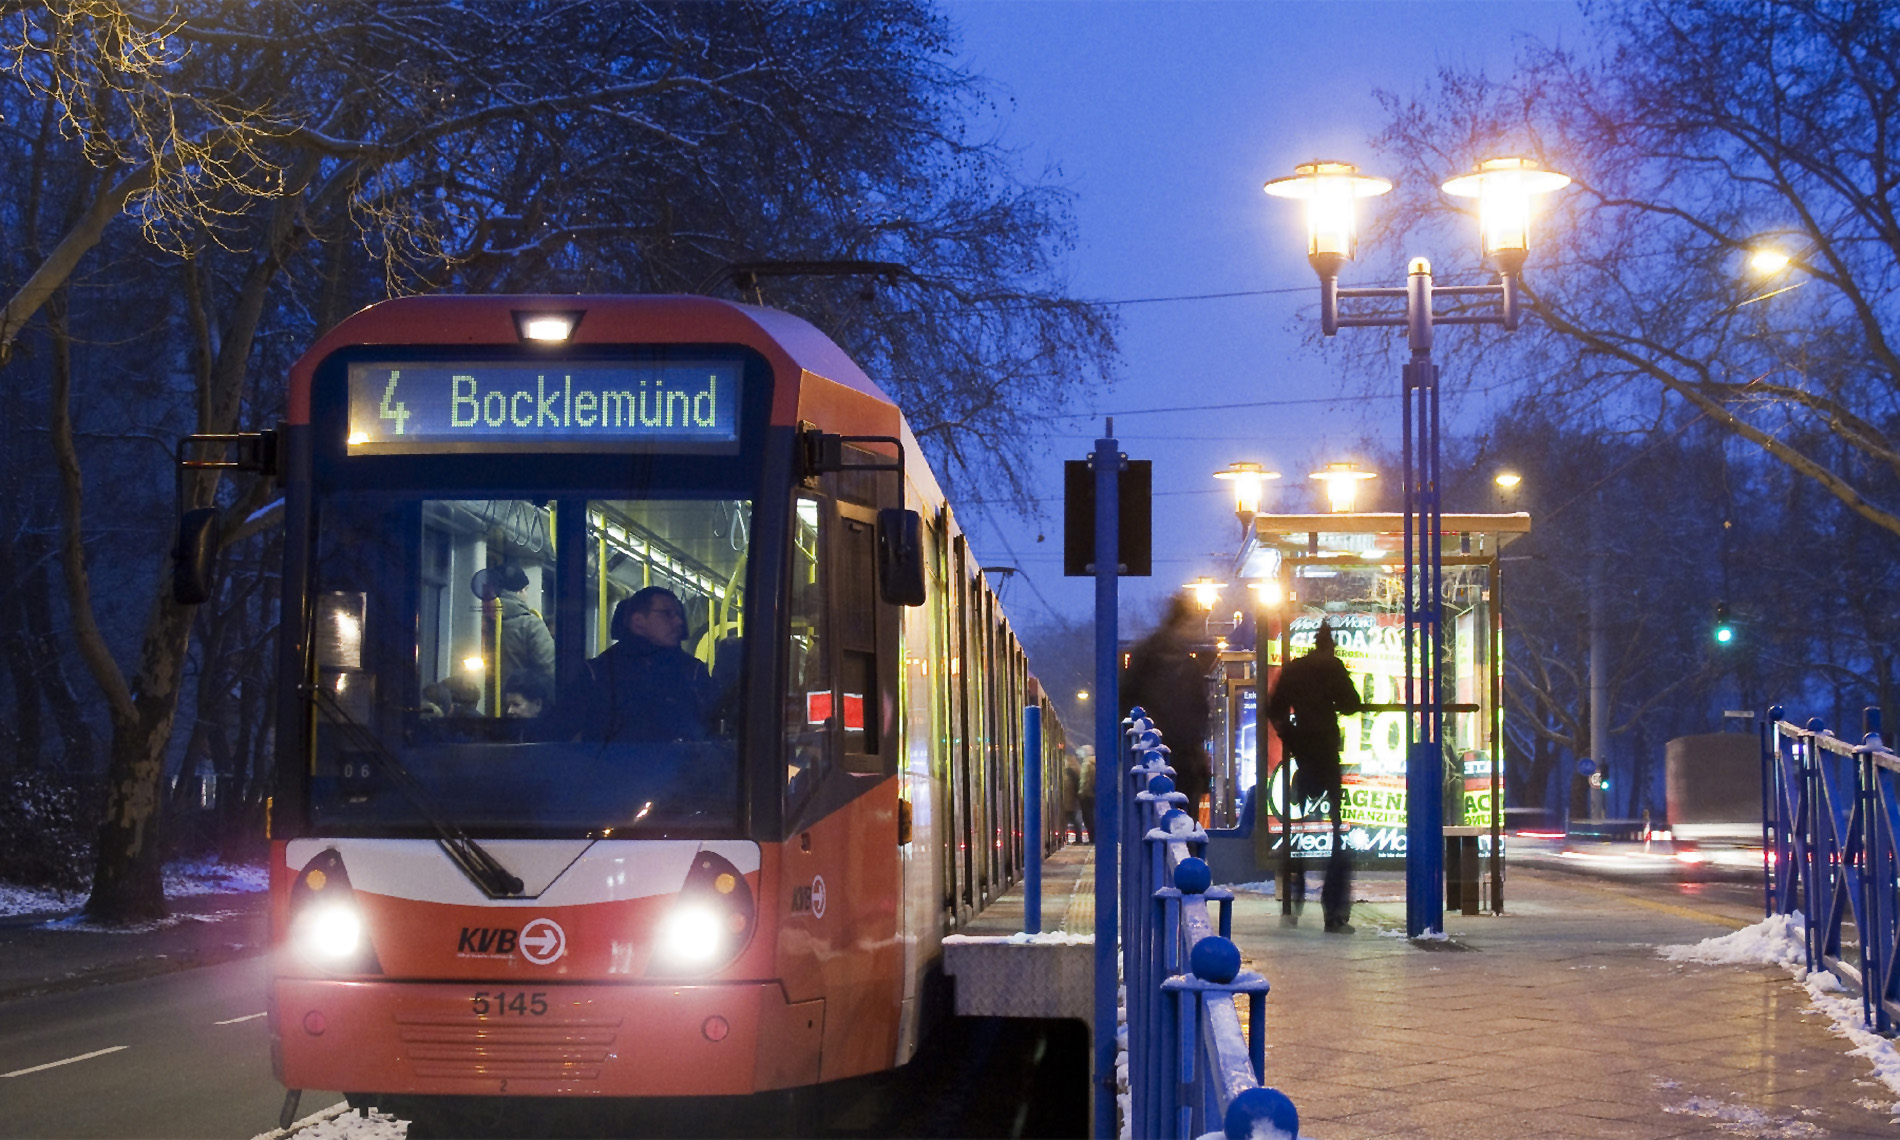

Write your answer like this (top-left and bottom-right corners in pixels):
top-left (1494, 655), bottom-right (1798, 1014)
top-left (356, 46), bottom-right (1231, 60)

top-left (253, 296), bottom-right (870, 1113)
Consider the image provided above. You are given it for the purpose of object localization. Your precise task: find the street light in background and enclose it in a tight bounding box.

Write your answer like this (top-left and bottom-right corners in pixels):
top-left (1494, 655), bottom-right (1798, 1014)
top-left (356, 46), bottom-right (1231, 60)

top-left (1214, 461), bottom-right (1281, 527)
top-left (1266, 153), bottom-right (1570, 938)
top-left (1310, 461), bottom-right (1377, 513)
top-left (1494, 470), bottom-right (1522, 510)
top-left (1183, 576), bottom-right (1225, 611)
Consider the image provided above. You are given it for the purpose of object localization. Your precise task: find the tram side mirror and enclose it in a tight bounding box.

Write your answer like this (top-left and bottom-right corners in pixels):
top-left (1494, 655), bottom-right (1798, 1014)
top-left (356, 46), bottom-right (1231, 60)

top-left (876, 508), bottom-right (926, 607)
top-left (173, 507), bottom-right (221, 605)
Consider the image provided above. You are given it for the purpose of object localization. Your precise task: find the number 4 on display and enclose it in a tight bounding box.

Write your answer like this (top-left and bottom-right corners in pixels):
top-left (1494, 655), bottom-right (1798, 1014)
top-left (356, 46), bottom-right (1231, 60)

top-left (379, 373), bottom-right (410, 435)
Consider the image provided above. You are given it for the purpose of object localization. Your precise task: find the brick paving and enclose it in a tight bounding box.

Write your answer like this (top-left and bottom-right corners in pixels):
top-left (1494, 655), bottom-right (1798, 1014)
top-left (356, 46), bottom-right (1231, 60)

top-left (1234, 866), bottom-right (1900, 1139)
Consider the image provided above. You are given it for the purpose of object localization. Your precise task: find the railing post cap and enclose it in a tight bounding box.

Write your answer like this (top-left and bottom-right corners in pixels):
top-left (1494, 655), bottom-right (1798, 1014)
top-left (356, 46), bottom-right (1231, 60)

top-left (1190, 934), bottom-right (1242, 984)
top-left (1174, 856), bottom-right (1211, 895)
top-left (1224, 1086), bottom-right (1299, 1140)
top-left (1147, 773), bottom-right (1176, 797)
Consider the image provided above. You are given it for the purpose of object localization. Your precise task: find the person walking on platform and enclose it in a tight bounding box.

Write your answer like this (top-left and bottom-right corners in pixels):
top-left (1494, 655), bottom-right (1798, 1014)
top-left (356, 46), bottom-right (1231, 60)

top-left (1076, 747), bottom-right (1097, 846)
top-left (1266, 620), bottom-right (1365, 933)
top-left (1061, 754), bottom-right (1089, 844)
top-left (1121, 595), bottom-right (1214, 820)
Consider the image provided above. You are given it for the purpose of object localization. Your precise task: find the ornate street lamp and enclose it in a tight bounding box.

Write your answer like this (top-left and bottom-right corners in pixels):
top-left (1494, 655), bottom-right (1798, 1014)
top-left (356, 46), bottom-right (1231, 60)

top-left (1309, 461), bottom-right (1377, 513)
top-left (1265, 153), bottom-right (1570, 938)
top-left (1183, 576), bottom-right (1225, 611)
top-left (1213, 460), bottom-right (1281, 523)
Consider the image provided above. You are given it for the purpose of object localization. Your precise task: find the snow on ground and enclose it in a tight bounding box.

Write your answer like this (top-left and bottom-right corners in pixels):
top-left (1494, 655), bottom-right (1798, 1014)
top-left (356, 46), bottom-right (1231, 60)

top-left (1221, 879), bottom-right (1405, 904)
top-left (1660, 912), bottom-right (1900, 1118)
top-left (248, 1100), bottom-right (406, 1140)
top-left (0, 858), bottom-right (267, 919)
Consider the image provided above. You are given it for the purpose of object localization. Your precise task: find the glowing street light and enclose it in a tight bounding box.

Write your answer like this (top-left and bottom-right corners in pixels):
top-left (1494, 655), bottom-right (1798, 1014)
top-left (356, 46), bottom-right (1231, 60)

top-left (1266, 153), bottom-right (1570, 939)
top-left (1440, 157), bottom-right (1572, 274)
top-left (1748, 248), bottom-right (1792, 275)
top-left (1213, 460), bottom-right (1281, 520)
top-left (1183, 576), bottom-right (1225, 611)
top-left (1310, 462), bottom-right (1377, 513)
top-left (1494, 472), bottom-right (1522, 490)
top-left (1247, 579), bottom-right (1285, 606)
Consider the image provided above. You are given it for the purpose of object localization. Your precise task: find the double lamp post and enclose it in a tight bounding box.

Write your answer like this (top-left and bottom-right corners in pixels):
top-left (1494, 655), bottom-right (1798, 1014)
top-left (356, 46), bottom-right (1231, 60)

top-left (1263, 156), bottom-right (1570, 938)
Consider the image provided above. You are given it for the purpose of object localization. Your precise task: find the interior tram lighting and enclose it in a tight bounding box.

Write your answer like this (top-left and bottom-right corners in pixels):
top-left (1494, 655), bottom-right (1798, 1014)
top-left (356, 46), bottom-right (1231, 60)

top-left (1213, 460), bottom-right (1281, 518)
top-left (462, 655), bottom-right (485, 674)
top-left (1183, 577), bottom-right (1225, 610)
top-left (1310, 462), bottom-right (1377, 513)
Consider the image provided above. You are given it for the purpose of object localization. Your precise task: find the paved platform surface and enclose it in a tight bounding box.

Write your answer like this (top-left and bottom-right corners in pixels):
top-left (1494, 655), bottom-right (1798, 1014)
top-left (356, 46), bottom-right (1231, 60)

top-left (1236, 867), bottom-right (1900, 1139)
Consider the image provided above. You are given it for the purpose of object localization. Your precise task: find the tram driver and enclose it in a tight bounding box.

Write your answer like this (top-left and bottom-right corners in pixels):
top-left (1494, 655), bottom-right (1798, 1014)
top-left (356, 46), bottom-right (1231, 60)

top-left (565, 587), bottom-right (716, 743)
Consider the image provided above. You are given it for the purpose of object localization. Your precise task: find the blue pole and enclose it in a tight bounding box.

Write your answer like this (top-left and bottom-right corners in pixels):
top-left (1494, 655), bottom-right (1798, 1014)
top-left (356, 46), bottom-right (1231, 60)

top-left (1025, 705), bottom-right (1043, 935)
top-left (1092, 425), bottom-right (1121, 1140)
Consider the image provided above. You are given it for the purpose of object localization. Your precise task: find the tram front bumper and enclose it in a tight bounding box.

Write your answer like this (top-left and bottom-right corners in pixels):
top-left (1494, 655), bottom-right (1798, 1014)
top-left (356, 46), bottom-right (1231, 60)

top-left (273, 979), bottom-right (824, 1098)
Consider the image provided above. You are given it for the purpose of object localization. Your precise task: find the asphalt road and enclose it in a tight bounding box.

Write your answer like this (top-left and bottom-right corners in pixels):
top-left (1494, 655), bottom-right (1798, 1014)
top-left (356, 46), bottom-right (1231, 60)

top-left (0, 957), bottom-right (339, 1140)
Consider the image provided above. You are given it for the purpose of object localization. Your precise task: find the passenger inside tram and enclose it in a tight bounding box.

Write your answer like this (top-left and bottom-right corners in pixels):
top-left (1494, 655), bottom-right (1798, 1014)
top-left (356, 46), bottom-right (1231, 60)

top-left (562, 587), bottom-right (716, 743)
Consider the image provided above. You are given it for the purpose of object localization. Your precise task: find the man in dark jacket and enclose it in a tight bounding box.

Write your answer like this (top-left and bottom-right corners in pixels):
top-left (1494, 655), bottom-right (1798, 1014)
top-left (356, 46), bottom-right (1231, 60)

top-left (568, 587), bottom-right (713, 743)
top-left (1266, 620), bottom-right (1365, 933)
top-left (1122, 595), bottom-right (1213, 819)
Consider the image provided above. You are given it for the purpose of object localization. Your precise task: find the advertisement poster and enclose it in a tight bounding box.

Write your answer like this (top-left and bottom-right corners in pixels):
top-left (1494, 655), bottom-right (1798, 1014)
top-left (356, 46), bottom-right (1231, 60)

top-left (1265, 612), bottom-right (1500, 863)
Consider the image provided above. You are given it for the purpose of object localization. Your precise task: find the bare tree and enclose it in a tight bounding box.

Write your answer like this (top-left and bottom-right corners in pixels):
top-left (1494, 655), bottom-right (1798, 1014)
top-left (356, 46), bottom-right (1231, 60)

top-left (1, 1), bottom-right (1116, 919)
top-left (1365, 0), bottom-right (1900, 537)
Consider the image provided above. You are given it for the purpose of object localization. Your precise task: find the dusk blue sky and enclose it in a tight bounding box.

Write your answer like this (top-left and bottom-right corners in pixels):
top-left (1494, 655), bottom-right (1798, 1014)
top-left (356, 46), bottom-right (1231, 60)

top-left (939, 1), bottom-right (1585, 628)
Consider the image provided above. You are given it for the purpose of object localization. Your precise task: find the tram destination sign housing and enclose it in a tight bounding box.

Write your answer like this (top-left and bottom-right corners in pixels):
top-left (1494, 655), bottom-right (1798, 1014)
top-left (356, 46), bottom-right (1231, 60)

top-left (345, 358), bottom-right (742, 454)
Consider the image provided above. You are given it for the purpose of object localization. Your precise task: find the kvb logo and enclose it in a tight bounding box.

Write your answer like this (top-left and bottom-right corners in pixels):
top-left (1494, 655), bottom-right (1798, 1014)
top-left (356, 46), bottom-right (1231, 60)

top-left (519, 918), bottom-right (566, 965)
top-left (454, 918), bottom-right (567, 964)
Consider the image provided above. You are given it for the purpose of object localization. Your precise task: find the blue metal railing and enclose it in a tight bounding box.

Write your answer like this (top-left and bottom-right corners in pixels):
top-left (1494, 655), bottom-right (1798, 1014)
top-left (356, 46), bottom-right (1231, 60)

top-left (1763, 705), bottom-right (1900, 1035)
top-left (1121, 709), bottom-right (1300, 1139)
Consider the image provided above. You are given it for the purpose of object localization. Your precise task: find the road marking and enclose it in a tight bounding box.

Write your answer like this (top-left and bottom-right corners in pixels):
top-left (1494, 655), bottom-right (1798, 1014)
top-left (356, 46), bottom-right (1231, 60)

top-left (215, 1011), bottom-right (268, 1025)
top-left (2, 1045), bottom-right (129, 1078)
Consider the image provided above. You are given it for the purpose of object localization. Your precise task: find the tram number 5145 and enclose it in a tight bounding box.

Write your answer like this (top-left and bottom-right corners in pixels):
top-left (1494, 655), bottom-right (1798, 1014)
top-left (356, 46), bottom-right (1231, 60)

top-left (472, 991), bottom-right (547, 1017)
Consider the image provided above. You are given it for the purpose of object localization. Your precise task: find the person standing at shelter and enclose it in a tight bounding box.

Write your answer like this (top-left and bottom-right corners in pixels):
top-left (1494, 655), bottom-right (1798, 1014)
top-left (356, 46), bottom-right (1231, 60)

top-left (1121, 595), bottom-right (1213, 820)
top-left (1265, 620), bottom-right (1365, 933)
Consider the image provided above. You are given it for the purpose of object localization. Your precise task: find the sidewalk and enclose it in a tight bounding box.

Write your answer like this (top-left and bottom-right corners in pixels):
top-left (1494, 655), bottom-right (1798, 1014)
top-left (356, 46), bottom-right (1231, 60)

top-left (0, 888), bottom-right (267, 1004)
top-left (1237, 866), bottom-right (1900, 1139)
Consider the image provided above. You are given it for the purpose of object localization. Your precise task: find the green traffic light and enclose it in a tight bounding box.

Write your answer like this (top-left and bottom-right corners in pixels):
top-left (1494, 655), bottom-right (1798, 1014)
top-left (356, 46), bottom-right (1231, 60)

top-left (1715, 625), bottom-right (1734, 644)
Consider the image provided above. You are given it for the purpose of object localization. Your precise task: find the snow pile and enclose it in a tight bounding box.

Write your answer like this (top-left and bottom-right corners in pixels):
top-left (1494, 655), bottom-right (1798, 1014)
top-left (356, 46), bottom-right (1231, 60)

top-left (247, 1100), bottom-right (407, 1140)
top-left (1659, 1091), bottom-right (1826, 1137)
top-left (164, 858), bottom-right (269, 897)
top-left (0, 881), bottom-right (83, 918)
top-left (942, 930), bottom-right (1094, 946)
top-left (49, 908), bottom-right (249, 935)
top-left (0, 858), bottom-right (267, 920)
top-left (1661, 912), bottom-right (1900, 1115)
top-left (1658, 911), bottom-right (1807, 973)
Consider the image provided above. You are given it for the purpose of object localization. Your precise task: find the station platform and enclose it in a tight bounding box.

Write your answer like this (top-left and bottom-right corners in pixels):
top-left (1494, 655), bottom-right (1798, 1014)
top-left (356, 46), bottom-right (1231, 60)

top-left (956, 846), bottom-right (1900, 1138)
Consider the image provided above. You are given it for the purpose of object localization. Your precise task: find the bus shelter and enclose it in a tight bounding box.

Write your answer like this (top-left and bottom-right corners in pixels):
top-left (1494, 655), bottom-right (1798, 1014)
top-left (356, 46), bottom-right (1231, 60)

top-left (1219, 512), bottom-right (1530, 910)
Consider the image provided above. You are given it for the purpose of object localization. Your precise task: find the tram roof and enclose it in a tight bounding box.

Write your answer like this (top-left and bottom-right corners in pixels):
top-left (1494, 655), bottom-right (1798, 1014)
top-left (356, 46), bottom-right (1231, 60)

top-left (1252, 512), bottom-right (1531, 543)
top-left (286, 294), bottom-right (891, 425)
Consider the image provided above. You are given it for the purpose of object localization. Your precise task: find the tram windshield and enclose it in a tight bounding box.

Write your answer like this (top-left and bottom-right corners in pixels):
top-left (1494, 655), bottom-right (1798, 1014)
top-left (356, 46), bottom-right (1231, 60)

top-left (307, 495), bottom-right (751, 836)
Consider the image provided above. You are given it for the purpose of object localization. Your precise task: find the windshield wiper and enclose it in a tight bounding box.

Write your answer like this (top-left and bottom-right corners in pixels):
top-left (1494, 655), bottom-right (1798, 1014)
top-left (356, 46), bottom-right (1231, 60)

top-left (308, 684), bottom-right (525, 898)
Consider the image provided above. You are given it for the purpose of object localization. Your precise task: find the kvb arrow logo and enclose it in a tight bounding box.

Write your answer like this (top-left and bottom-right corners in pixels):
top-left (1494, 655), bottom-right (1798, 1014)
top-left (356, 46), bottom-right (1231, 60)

top-left (519, 917), bottom-right (567, 965)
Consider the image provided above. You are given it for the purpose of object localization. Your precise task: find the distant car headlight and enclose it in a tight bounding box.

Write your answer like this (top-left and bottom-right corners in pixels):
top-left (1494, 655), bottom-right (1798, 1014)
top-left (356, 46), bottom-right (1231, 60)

top-left (296, 902), bottom-right (364, 962)
top-left (659, 904), bottom-right (725, 964)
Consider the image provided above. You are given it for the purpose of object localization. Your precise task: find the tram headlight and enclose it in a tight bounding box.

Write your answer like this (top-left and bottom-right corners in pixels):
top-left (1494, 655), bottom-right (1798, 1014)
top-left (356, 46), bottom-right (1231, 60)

top-left (647, 850), bottom-right (756, 976)
top-left (286, 848), bottom-right (383, 975)
top-left (296, 902), bottom-right (364, 962)
top-left (659, 904), bottom-right (726, 963)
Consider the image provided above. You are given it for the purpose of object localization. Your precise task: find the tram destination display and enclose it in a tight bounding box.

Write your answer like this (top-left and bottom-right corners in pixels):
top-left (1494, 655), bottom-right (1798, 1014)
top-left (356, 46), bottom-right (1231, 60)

top-left (346, 358), bottom-right (741, 453)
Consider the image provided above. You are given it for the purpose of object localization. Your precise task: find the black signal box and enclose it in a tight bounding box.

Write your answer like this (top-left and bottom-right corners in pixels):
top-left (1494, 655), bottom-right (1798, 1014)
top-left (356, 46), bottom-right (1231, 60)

top-left (1063, 458), bottom-right (1152, 577)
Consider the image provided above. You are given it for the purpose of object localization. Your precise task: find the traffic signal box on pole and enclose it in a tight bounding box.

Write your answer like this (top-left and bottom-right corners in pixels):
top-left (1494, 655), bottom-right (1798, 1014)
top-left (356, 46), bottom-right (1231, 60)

top-left (1063, 458), bottom-right (1153, 577)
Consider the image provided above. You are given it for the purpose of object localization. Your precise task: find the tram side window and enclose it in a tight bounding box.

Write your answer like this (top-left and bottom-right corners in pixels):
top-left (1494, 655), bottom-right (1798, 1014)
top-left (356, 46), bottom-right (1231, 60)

top-left (838, 510), bottom-right (880, 763)
top-left (786, 496), bottom-right (832, 810)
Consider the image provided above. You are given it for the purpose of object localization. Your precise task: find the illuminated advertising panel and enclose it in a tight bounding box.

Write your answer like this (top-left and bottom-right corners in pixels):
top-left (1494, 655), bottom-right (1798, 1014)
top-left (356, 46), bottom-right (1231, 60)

top-left (1270, 612), bottom-right (1497, 862)
top-left (345, 358), bottom-right (742, 454)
